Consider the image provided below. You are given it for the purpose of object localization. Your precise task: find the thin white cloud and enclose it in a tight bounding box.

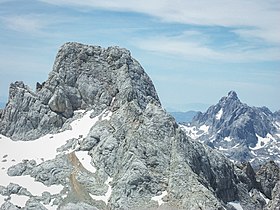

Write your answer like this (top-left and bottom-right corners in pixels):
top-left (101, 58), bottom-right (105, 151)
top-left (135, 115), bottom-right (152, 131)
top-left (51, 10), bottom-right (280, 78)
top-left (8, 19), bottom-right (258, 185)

top-left (39, 0), bottom-right (280, 44)
top-left (133, 33), bottom-right (280, 62)
top-left (1, 15), bottom-right (45, 33)
top-left (0, 13), bottom-right (80, 37)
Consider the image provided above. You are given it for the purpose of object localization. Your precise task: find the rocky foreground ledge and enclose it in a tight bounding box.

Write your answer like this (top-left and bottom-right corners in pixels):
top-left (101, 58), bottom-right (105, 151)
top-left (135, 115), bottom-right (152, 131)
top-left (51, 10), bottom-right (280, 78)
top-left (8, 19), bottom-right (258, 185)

top-left (0, 42), bottom-right (279, 209)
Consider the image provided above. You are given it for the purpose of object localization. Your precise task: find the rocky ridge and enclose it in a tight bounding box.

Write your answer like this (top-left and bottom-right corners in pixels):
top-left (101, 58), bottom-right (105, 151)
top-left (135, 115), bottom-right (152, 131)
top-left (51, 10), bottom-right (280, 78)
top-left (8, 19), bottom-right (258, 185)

top-left (0, 42), bottom-right (159, 140)
top-left (181, 91), bottom-right (280, 168)
top-left (0, 43), bottom-right (279, 209)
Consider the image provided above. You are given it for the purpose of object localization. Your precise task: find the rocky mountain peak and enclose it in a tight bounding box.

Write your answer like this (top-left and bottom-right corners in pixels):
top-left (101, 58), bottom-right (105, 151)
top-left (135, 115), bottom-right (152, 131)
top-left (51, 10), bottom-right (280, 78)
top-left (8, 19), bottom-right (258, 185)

top-left (227, 90), bottom-right (238, 99)
top-left (1, 43), bottom-right (279, 210)
top-left (182, 90), bottom-right (280, 168)
top-left (218, 90), bottom-right (241, 108)
top-left (0, 42), bottom-right (160, 140)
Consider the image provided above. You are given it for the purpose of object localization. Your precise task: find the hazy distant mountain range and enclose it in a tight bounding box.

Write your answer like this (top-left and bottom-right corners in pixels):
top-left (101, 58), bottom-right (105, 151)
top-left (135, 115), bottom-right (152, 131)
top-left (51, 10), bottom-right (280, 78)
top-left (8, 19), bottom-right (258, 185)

top-left (169, 111), bottom-right (198, 123)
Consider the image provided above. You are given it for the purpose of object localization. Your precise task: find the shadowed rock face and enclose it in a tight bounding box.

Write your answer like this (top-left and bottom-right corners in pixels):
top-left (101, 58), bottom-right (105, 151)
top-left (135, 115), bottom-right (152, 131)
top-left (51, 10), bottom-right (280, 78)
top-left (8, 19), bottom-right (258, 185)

top-left (0, 43), bottom-right (278, 210)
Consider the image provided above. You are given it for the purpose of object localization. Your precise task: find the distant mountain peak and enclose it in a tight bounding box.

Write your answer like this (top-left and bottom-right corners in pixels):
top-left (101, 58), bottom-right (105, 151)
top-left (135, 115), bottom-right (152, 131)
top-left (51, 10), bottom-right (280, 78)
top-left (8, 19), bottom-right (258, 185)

top-left (182, 91), bottom-right (280, 168)
top-left (227, 90), bottom-right (238, 99)
top-left (218, 90), bottom-right (240, 106)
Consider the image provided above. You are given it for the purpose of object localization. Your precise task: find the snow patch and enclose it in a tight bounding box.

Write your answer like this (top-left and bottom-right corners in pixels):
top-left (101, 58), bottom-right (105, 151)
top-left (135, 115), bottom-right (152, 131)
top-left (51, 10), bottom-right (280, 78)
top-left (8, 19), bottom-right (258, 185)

top-left (199, 125), bottom-right (209, 133)
top-left (251, 134), bottom-right (272, 150)
top-left (232, 143), bottom-right (240, 149)
top-left (224, 136), bottom-right (232, 142)
top-left (10, 194), bottom-right (29, 207)
top-left (259, 192), bottom-right (270, 204)
top-left (228, 201), bottom-right (243, 210)
top-left (0, 109), bottom-right (113, 206)
top-left (218, 146), bottom-right (229, 151)
top-left (180, 125), bottom-right (199, 139)
top-left (151, 190), bottom-right (168, 206)
top-left (90, 176), bottom-right (113, 205)
top-left (216, 108), bottom-right (223, 120)
top-left (75, 151), bottom-right (96, 173)
top-left (101, 110), bottom-right (113, 121)
top-left (251, 150), bottom-right (257, 156)
top-left (180, 124), bottom-right (209, 140)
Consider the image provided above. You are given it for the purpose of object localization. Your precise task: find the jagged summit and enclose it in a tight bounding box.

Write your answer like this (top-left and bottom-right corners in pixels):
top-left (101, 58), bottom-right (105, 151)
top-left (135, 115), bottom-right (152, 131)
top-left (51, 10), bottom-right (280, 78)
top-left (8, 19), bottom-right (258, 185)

top-left (227, 90), bottom-right (238, 98)
top-left (0, 43), bottom-right (279, 210)
top-left (0, 42), bottom-right (159, 140)
top-left (182, 91), bottom-right (280, 168)
top-left (218, 90), bottom-right (240, 105)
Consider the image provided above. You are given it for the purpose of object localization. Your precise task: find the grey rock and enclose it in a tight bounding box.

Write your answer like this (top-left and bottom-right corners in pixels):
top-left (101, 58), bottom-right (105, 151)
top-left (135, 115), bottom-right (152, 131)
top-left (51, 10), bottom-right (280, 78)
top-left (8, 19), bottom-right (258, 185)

top-left (256, 161), bottom-right (280, 199)
top-left (29, 155), bottom-right (72, 186)
top-left (0, 201), bottom-right (20, 210)
top-left (0, 42), bottom-right (159, 140)
top-left (1, 43), bottom-right (277, 210)
top-left (7, 160), bottom-right (36, 176)
top-left (48, 87), bottom-right (73, 118)
top-left (182, 91), bottom-right (280, 168)
top-left (0, 183), bottom-right (31, 197)
top-left (23, 199), bottom-right (47, 210)
top-left (265, 181), bottom-right (280, 210)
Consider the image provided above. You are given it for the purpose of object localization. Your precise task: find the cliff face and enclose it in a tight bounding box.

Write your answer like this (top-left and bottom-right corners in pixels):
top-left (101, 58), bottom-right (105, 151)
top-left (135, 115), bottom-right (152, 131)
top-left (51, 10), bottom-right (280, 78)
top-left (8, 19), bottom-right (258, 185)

top-left (0, 42), bottom-right (159, 140)
top-left (0, 43), bottom-right (278, 210)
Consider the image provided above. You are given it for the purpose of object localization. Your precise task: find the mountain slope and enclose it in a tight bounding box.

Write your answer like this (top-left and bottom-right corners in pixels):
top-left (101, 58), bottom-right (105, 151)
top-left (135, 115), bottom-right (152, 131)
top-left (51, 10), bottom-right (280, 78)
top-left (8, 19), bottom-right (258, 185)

top-left (181, 91), bottom-right (280, 168)
top-left (0, 43), bottom-right (278, 210)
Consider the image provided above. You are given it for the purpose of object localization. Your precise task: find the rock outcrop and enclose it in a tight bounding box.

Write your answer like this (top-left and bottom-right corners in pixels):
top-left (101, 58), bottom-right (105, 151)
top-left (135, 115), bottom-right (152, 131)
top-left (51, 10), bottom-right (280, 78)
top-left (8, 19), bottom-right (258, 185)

top-left (181, 91), bottom-right (280, 168)
top-left (0, 42), bottom-right (159, 140)
top-left (0, 43), bottom-right (278, 209)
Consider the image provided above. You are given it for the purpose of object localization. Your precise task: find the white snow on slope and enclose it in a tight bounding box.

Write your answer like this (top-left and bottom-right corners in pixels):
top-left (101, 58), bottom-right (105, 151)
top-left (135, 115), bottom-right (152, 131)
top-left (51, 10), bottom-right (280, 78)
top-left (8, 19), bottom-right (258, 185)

top-left (75, 151), bottom-right (96, 173)
top-left (0, 109), bottom-right (112, 207)
top-left (218, 146), bottom-right (229, 151)
top-left (151, 190), bottom-right (168, 206)
top-left (10, 195), bottom-right (29, 208)
top-left (228, 201), bottom-right (243, 210)
top-left (250, 134), bottom-right (272, 150)
top-left (216, 108), bottom-right (223, 120)
top-left (224, 136), bottom-right (232, 142)
top-left (180, 124), bottom-right (209, 140)
top-left (199, 125), bottom-right (209, 133)
top-left (259, 192), bottom-right (270, 204)
top-left (90, 176), bottom-right (113, 205)
top-left (180, 125), bottom-right (199, 139)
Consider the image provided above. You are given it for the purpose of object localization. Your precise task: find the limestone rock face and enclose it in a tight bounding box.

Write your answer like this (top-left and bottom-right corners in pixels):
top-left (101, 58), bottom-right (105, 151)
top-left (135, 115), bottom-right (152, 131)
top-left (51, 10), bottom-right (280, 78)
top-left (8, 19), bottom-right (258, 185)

top-left (0, 43), bottom-right (278, 210)
top-left (256, 161), bottom-right (280, 199)
top-left (265, 181), bottom-right (280, 210)
top-left (0, 42), bottom-right (159, 140)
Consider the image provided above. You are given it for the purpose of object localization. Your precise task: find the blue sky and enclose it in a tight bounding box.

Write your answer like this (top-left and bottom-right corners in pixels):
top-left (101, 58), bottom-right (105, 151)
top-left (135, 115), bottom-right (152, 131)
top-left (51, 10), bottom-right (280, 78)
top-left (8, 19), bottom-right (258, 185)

top-left (0, 0), bottom-right (279, 111)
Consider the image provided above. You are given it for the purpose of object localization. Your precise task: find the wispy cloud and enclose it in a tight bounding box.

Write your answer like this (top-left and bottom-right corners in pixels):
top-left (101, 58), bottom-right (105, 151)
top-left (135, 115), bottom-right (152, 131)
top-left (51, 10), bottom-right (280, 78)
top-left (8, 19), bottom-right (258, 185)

top-left (1, 15), bottom-right (45, 33)
top-left (37, 0), bottom-right (280, 62)
top-left (39, 0), bottom-right (280, 44)
top-left (133, 31), bottom-right (280, 62)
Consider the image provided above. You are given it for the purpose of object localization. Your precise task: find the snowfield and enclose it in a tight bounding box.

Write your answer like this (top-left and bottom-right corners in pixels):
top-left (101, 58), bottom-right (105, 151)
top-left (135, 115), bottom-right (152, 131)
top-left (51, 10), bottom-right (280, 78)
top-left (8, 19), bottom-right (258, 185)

top-left (0, 108), bottom-right (112, 208)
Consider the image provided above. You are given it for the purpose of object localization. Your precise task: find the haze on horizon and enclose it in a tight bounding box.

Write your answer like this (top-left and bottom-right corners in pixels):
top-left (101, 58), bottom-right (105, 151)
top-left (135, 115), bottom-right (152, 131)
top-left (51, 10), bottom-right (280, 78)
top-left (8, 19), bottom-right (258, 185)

top-left (0, 0), bottom-right (279, 112)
